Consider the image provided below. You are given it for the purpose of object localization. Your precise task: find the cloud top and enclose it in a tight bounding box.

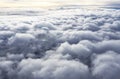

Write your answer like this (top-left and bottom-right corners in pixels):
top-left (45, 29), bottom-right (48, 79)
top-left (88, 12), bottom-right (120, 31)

top-left (0, 6), bottom-right (120, 79)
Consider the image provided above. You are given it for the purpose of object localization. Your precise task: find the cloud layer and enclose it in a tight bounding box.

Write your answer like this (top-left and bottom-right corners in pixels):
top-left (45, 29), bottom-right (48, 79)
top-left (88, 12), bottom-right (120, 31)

top-left (0, 6), bottom-right (120, 79)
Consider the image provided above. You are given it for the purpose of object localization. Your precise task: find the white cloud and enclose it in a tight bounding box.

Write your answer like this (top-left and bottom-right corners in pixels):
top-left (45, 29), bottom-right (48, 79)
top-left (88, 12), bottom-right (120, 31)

top-left (17, 58), bottom-right (91, 79)
top-left (0, 6), bottom-right (120, 79)
top-left (92, 51), bottom-right (120, 79)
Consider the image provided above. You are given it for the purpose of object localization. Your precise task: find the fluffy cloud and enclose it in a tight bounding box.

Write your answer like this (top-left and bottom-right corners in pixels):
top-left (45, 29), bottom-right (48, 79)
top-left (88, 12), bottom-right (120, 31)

top-left (17, 58), bottom-right (91, 79)
top-left (0, 60), bottom-right (16, 79)
top-left (0, 6), bottom-right (120, 79)
top-left (79, 40), bottom-right (120, 54)
top-left (92, 51), bottom-right (120, 79)
top-left (7, 33), bottom-right (36, 55)
top-left (56, 42), bottom-right (92, 65)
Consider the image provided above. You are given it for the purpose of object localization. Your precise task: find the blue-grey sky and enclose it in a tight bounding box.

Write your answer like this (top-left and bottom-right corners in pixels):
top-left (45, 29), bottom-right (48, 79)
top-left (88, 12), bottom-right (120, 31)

top-left (0, 0), bottom-right (120, 8)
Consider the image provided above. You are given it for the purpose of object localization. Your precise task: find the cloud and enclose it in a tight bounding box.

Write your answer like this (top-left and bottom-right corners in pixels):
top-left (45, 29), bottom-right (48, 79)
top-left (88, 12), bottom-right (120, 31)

top-left (92, 51), bottom-right (120, 79)
top-left (55, 42), bottom-right (92, 65)
top-left (17, 58), bottom-right (91, 79)
top-left (0, 6), bottom-right (120, 79)
top-left (7, 33), bottom-right (36, 54)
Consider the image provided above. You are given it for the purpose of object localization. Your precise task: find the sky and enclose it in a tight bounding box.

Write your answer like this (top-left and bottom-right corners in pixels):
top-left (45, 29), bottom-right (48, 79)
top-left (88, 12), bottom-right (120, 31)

top-left (0, 0), bottom-right (120, 8)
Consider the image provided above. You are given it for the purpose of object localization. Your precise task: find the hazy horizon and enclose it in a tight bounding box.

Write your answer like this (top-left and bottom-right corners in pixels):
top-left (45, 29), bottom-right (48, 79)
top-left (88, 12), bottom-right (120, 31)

top-left (0, 0), bottom-right (120, 8)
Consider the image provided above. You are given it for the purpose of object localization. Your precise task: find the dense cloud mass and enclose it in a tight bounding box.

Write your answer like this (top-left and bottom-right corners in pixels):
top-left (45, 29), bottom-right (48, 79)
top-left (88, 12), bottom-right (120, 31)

top-left (0, 6), bottom-right (120, 79)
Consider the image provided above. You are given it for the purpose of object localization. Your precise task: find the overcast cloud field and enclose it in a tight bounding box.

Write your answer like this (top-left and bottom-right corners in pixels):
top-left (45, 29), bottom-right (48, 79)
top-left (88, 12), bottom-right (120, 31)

top-left (0, 6), bottom-right (120, 79)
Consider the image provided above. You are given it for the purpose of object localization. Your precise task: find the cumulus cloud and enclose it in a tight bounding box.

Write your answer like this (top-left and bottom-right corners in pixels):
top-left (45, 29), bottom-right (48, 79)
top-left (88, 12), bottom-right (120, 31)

top-left (92, 51), bottom-right (120, 79)
top-left (0, 6), bottom-right (120, 79)
top-left (55, 42), bottom-right (92, 65)
top-left (16, 58), bottom-right (91, 79)
top-left (7, 33), bottom-right (36, 55)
